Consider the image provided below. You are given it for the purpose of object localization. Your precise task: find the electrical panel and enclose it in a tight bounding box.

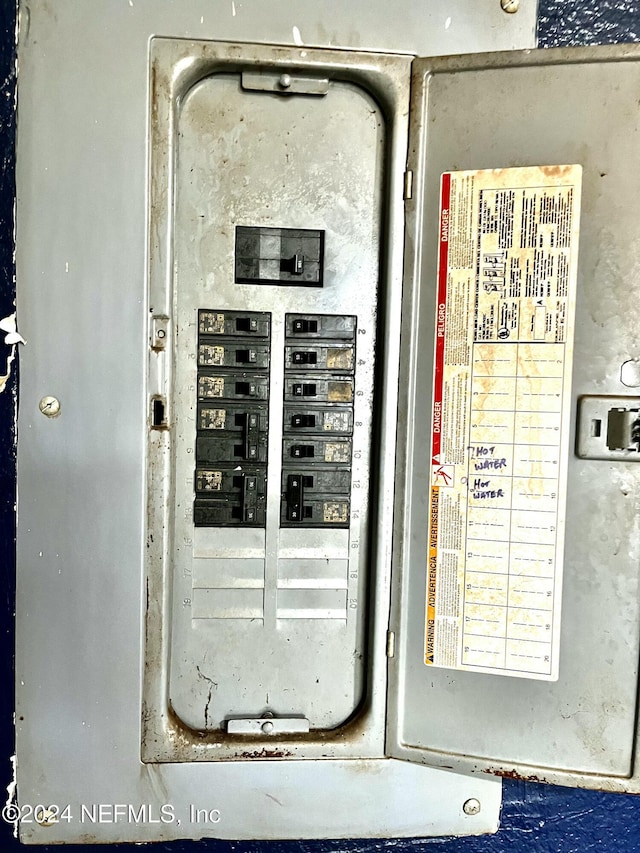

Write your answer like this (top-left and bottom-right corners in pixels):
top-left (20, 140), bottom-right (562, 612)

top-left (15, 0), bottom-right (640, 845)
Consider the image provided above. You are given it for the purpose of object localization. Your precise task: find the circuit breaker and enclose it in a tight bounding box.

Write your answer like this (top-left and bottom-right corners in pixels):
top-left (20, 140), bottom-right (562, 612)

top-left (14, 0), bottom-right (640, 845)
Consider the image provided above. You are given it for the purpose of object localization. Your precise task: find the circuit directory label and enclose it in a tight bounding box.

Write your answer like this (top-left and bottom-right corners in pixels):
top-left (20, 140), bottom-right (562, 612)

top-left (425, 165), bottom-right (582, 680)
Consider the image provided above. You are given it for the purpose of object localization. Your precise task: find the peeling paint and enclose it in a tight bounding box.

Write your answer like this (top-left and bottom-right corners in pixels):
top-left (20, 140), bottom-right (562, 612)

top-left (292, 25), bottom-right (303, 46)
top-left (0, 312), bottom-right (24, 394)
top-left (5, 755), bottom-right (17, 839)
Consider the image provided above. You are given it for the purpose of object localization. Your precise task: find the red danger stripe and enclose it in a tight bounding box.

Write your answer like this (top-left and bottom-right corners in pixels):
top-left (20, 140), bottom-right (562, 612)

top-left (432, 173), bottom-right (450, 461)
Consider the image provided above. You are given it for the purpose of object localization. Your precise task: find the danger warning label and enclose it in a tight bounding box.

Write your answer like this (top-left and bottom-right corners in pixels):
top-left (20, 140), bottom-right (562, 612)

top-left (425, 165), bottom-right (582, 681)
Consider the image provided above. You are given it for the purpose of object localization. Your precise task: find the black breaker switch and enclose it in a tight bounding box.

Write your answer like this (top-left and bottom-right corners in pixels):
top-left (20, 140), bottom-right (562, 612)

top-left (286, 474), bottom-right (304, 522)
top-left (236, 348), bottom-right (257, 365)
top-left (291, 444), bottom-right (315, 459)
top-left (235, 317), bottom-right (258, 333)
top-left (292, 351), bottom-right (318, 366)
top-left (242, 475), bottom-right (259, 523)
top-left (292, 319), bottom-right (318, 334)
top-left (235, 226), bottom-right (324, 287)
top-left (292, 383), bottom-right (317, 397)
top-left (291, 413), bottom-right (316, 429)
top-left (241, 412), bottom-right (260, 460)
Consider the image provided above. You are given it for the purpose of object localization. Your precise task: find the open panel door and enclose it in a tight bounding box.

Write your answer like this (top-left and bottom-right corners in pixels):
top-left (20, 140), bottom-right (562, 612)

top-left (388, 46), bottom-right (640, 791)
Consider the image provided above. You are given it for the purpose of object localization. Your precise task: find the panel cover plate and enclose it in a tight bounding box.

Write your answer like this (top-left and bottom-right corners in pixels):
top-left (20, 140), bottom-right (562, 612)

top-left (388, 46), bottom-right (640, 791)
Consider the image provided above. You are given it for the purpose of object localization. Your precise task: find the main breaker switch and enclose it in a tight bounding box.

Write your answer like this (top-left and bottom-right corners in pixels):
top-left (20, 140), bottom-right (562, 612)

top-left (235, 226), bottom-right (324, 287)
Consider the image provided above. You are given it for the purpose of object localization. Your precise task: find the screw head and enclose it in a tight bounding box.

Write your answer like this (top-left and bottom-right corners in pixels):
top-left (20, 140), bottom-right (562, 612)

top-left (36, 806), bottom-right (57, 827)
top-left (463, 798), bottom-right (481, 816)
top-left (261, 720), bottom-right (274, 734)
top-left (279, 73), bottom-right (292, 89)
top-left (500, 0), bottom-right (519, 12)
top-left (39, 396), bottom-right (61, 418)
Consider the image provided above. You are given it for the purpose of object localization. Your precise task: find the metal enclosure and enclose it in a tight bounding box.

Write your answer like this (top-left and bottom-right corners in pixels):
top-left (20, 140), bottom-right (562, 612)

top-left (18, 0), bottom-right (640, 847)
top-left (15, 0), bottom-right (532, 842)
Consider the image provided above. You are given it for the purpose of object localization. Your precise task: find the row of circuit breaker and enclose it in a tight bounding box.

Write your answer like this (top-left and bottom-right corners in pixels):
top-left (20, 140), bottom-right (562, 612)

top-left (193, 310), bottom-right (356, 529)
top-left (194, 309), bottom-right (271, 527)
top-left (281, 314), bottom-right (355, 528)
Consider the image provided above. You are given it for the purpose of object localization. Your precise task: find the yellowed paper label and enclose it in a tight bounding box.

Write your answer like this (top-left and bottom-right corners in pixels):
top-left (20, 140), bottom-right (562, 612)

top-left (425, 165), bottom-right (582, 680)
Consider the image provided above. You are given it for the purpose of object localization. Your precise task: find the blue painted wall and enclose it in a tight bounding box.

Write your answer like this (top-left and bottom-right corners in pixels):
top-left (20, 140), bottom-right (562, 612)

top-left (1, 1), bottom-right (639, 849)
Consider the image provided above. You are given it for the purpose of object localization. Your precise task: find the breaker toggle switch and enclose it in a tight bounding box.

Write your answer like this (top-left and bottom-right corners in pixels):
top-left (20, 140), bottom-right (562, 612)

top-left (291, 413), bottom-right (316, 428)
top-left (236, 348), bottom-right (257, 365)
top-left (282, 253), bottom-right (305, 276)
top-left (292, 319), bottom-right (318, 334)
top-left (290, 444), bottom-right (315, 458)
top-left (235, 381), bottom-right (257, 397)
top-left (242, 474), bottom-right (259, 522)
top-left (292, 351), bottom-right (318, 365)
top-left (292, 383), bottom-right (317, 397)
top-left (235, 317), bottom-right (259, 333)
top-left (241, 412), bottom-right (260, 460)
top-left (286, 474), bottom-right (304, 522)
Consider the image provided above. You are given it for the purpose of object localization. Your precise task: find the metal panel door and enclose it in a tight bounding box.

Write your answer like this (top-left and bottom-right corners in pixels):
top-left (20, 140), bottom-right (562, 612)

top-left (388, 45), bottom-right (640, 792)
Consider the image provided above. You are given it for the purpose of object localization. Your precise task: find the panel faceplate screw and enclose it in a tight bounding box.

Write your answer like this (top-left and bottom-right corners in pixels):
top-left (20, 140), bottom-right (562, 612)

top-left (500, 0), bottom-right (519, 12)
top-left (39, 396), bottom-right (61, 418)
top-left (279, 73), bottom-right (292, 89)
top-left (36, 807), bottom-right (57, 827)
top-left (463, 798), bottom-right (481, 816)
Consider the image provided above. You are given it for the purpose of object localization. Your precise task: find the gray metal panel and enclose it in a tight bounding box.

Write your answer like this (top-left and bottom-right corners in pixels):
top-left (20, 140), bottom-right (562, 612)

top-left (16, 0), bottom-right (537, 57)
top-left (388, 45), bottom-right (640, 790)
top-left (14, 0), bottom-right (503, 843)
top-left (143, 37), bottom-right (411, 762)
top-left (168, 62), bottom-right (383, 734)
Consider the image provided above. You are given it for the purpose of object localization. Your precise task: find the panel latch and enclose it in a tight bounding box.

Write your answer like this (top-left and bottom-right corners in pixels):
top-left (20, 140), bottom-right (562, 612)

top-left (576, 395), bottom-right (640, 461)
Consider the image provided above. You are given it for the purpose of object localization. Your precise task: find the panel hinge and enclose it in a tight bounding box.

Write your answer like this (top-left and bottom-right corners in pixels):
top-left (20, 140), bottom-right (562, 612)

top-left (403, 170), bottom-right (413, 200)
top-left (386, 630), bottom-right (396, 658)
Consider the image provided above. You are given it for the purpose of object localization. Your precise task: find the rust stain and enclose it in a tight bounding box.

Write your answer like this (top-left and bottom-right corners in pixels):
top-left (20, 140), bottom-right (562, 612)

top-left (539, 164), bottom-right (575, 180)
top-left (484, 767), bottom-right (547, 783)
top-left (238, 748), bottom-right (294, 759)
